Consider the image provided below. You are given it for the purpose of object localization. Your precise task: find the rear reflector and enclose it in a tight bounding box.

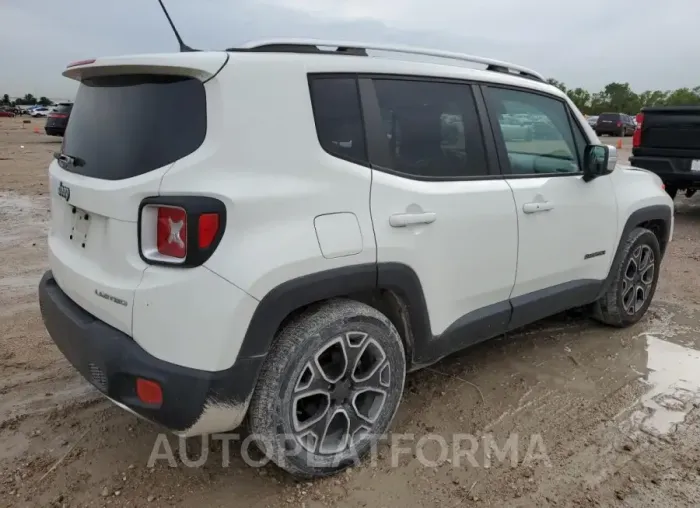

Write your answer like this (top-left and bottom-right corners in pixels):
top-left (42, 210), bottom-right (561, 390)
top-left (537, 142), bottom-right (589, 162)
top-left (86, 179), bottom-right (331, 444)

top-left (198, 213), bottom-right (220, 249)
top-left (136, 378), bottom-right (163, 406)
top-left (156, 206), bottom-right (187, 259)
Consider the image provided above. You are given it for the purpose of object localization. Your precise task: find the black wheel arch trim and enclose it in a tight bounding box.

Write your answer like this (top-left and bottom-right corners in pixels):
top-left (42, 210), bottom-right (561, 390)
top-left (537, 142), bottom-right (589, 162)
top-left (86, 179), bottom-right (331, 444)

top-left (237, 262), bottom-right (433, 361)
top-left (596, 204), bottom-right (672, 300)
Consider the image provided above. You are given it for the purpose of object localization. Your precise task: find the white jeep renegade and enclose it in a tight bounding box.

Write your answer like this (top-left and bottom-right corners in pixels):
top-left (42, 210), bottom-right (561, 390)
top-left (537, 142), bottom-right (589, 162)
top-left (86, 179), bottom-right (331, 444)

top-left (39, 39), bottom-right (673, 478)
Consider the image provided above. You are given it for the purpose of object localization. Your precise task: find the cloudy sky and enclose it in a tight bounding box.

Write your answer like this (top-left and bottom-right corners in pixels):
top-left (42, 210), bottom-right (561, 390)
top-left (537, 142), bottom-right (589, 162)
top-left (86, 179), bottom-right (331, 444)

top-left (2, 0), bottom-right (698, 99)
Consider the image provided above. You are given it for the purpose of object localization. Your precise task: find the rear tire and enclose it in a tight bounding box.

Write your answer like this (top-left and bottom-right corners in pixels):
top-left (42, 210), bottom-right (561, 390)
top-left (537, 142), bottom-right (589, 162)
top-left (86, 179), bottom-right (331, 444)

top-left (593, 228), bottom-right (661, 327)
top-left (248, 299), bottom-right (406, 478)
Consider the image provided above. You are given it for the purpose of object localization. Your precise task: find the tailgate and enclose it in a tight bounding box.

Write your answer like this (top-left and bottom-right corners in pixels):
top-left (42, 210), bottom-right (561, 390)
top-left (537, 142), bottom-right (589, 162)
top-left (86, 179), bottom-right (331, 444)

top-left (48, 52), bottom-right (226, 335)
top-left (641, 107), bottom-right (700, 154)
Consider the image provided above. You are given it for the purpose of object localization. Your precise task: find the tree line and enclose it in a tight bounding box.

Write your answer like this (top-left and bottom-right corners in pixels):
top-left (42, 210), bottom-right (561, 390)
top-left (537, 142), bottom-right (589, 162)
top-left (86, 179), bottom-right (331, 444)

top-left (546, 80), bottom-right (700, 116)
top-left (4, 81), bottom-right (700, 114)
top-left (1, 94), bottom-right (53, 107)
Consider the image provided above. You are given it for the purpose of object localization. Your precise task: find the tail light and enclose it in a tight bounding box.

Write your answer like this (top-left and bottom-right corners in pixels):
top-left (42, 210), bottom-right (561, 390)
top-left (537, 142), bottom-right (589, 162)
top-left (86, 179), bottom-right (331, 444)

top-left (48, 113), bottom-right (68, 119)
top-left (617, 121), bottom-right (622, 127)
top-left (633, 113), bottom-right (644, 148)
top-left (138, 197), bottom-right (226, 267)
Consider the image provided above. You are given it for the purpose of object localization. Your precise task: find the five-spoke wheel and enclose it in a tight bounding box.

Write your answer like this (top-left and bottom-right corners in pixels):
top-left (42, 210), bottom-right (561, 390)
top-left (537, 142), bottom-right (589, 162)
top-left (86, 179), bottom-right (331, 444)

top-left (249, 299), bottom-right (405, 478)
top-left (594, 227), bottom-right (661, 327)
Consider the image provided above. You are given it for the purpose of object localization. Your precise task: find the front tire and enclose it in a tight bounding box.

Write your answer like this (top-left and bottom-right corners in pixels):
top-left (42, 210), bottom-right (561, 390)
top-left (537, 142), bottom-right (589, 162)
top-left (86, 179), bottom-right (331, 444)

top-left (248, 299), bottom-right (406, 478)
top-left (593, 228), bottom-right (661, 327)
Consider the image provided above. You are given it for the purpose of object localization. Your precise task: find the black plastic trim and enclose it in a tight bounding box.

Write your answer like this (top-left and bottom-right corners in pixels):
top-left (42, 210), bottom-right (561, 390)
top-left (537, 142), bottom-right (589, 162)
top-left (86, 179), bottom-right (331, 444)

top-left (508, 279), bottom-right (601, 330)
top-left (137, 196), bottom-right (227, 268)
top-left (237, 264), bottom-right (378, 358)
top-left (38, 271), bottom-right (261, 432)
top-left (237, 262), bottom-right (610, 370)
top-left (596, 204), bottom-right (673, 299)
top-left (413, 300), bottom-right (511, 366)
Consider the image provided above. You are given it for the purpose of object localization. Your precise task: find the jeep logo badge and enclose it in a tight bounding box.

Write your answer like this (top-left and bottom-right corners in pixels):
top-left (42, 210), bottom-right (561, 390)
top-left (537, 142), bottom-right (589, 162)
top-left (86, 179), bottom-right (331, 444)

top-left (57, 182), bottom-right (71, 202)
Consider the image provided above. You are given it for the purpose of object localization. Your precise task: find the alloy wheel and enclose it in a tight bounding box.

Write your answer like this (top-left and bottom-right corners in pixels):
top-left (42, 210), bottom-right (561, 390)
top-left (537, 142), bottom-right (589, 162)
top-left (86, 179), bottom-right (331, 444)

top-left (621, 244), bottom-right (655, 315)
top-left (290, 331), bottom-right (391, 455)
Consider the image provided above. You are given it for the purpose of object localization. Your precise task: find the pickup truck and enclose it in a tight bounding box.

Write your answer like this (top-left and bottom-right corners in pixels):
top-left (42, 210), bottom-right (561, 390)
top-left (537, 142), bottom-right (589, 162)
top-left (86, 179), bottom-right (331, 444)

top-left (630, 106), bottom-right (700, 199)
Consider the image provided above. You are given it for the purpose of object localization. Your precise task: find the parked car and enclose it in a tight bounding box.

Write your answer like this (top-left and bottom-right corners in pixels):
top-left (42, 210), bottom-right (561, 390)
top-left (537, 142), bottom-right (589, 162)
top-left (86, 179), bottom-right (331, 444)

top-left (0, 108), bottom-right (16, 118)
top-left (595, 112), bottom-right (636, 136)
top-left (45, 103), bottom-right (73, 137)
top-left (630, 106), bottom-right (700, 199)
top-left (31, 107), bottom-right (50, 118)
top-left (587, 115), bottom-right (598, 127)
top-left (39, 40), bottom-right (673, 479)
top-left (499, 114), bottom-right (534, 141)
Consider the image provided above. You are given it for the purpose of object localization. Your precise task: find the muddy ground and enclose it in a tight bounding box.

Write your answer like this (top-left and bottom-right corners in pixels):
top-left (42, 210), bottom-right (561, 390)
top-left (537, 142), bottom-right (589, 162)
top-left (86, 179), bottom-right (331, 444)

top-left (1, 116), bottom-right (699, 507)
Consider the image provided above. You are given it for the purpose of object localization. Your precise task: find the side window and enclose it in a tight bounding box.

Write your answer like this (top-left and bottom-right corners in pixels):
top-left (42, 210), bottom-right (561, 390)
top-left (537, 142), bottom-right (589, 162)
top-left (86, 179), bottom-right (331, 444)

top-left (485, 87), bottom-right (581, 176)
top-left (371, 79), bottom-right (488, 179)
top-left (309, 77), bottom-right (368, 165)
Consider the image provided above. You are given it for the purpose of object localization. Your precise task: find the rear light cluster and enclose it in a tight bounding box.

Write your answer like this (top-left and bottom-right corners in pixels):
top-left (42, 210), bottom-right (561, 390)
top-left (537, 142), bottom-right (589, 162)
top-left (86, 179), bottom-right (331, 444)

top-left (633, 113), bottom-right (644, 148)
top-left (138, 197), bottom-right (226, 267)
top-left (48, 113), bottom-right (68, 119)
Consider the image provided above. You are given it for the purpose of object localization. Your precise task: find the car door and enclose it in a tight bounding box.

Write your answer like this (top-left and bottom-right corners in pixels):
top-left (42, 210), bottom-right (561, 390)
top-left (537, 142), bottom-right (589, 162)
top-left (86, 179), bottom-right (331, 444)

top-left (362, 77), bottom-right (519, 363)
top-left (481, 85), bottom-right (618, 329)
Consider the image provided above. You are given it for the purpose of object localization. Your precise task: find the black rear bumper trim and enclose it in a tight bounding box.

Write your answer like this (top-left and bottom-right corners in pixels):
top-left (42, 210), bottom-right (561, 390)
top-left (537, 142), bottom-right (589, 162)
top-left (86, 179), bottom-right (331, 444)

top-left (38, 271), bottom-right (262, 432)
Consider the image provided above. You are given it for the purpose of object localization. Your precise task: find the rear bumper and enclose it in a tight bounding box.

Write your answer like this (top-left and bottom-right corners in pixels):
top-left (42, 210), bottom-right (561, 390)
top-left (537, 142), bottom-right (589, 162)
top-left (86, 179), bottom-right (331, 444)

top-left (38, 270), bottom-right (263, 435)
top-left (629, 155), bottom-right (700, 187)
top-left (596, 126), bottom-right (625, 134)
top-left (45, 127), bottom-right (65, 136)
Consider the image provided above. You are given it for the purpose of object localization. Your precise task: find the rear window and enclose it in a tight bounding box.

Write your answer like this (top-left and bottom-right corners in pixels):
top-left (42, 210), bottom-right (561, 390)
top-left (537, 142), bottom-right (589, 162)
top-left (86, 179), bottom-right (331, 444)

top-left (55, 104), bottom-right (73, 114)
top-left (62, 74), bottom-right (206, 180)
top-left (598, 113), bottom-right (620, 121)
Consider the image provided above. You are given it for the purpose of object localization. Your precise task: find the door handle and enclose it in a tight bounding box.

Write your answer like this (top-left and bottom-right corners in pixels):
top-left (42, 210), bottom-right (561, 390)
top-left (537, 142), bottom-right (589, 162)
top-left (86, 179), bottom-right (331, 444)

top-left (389, 212), bottom-right (437, 227)
top-left (523, 201), bottom-right (554, 214)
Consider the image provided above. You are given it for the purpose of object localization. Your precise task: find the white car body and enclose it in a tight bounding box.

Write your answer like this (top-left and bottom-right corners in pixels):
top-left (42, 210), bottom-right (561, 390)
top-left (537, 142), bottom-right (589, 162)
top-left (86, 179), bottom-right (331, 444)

top-left (38, 41), bottom-right (674, 442)
top-left (31, 107), bottom-right (50, 117)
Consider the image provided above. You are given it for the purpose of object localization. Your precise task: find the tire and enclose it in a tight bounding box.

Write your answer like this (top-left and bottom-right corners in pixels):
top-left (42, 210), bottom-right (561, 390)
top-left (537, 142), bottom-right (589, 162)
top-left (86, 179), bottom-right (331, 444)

top-left (593, 228), bottom-right (661, 327)
top-left (248, 298), bottom-right (406, 478)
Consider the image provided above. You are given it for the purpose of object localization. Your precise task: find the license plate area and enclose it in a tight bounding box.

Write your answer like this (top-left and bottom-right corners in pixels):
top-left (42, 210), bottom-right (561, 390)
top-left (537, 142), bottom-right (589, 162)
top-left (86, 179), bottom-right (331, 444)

top-left (691, 160), bottom-right (700, 172)
top-left (70, 207), bottom-right (91, 248)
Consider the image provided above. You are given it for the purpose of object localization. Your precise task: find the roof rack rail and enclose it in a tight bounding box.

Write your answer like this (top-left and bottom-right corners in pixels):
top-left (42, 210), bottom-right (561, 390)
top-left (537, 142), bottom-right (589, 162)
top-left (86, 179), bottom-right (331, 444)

top-left (231, 38), bottom-right (545, 82)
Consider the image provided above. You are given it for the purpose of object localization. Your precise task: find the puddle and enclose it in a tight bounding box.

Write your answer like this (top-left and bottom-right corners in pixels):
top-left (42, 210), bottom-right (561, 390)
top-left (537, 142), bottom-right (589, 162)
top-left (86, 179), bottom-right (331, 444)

top-left (623, 335), bottom-right (700, 439)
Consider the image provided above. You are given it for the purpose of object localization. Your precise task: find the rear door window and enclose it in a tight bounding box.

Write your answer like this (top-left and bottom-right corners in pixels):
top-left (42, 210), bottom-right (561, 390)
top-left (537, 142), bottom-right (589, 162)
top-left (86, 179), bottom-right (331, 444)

top-left (55, 104), bottom-right (73, 114)
top-left (598, 113), bottom-right (620, 122)
top-left (61, 74), bottom-right (206, 181)
top-left (370, 78), bottom-right (488, 179)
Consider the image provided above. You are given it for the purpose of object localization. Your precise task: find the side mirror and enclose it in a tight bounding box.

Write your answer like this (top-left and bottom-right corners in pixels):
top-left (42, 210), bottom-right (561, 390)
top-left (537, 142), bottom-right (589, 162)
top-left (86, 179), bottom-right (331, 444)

top-left (583, 144), bottom-right (616, 182)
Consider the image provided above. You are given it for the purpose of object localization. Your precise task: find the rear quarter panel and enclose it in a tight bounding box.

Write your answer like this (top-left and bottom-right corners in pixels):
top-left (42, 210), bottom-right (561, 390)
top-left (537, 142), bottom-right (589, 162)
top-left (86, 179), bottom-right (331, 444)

top-left (158, 55), bottom-right (376, 300)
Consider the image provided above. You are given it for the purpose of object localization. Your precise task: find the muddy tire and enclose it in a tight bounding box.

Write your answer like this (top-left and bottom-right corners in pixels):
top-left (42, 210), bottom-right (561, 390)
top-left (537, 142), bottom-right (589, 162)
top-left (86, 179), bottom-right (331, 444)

top-left (593, 227), bottom-right (661, 327)
top-left (248, 299), bottom-right (406, 478)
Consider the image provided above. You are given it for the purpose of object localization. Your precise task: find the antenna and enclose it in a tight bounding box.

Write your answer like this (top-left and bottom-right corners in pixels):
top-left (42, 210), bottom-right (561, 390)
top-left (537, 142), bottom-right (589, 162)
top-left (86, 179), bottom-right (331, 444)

top-left (156, 0), bottom-right (197, 52)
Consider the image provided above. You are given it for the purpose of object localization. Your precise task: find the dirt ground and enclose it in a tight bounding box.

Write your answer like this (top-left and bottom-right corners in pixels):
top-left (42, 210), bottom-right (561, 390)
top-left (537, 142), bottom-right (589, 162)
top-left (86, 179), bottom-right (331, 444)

top-left (1, 116), bottom-right (700, 508)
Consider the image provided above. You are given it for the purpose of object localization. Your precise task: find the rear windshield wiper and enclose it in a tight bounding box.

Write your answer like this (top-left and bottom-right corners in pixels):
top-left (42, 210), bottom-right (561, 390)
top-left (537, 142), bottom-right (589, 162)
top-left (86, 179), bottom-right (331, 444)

top-left (53, 152), bottom-right (86, 167)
